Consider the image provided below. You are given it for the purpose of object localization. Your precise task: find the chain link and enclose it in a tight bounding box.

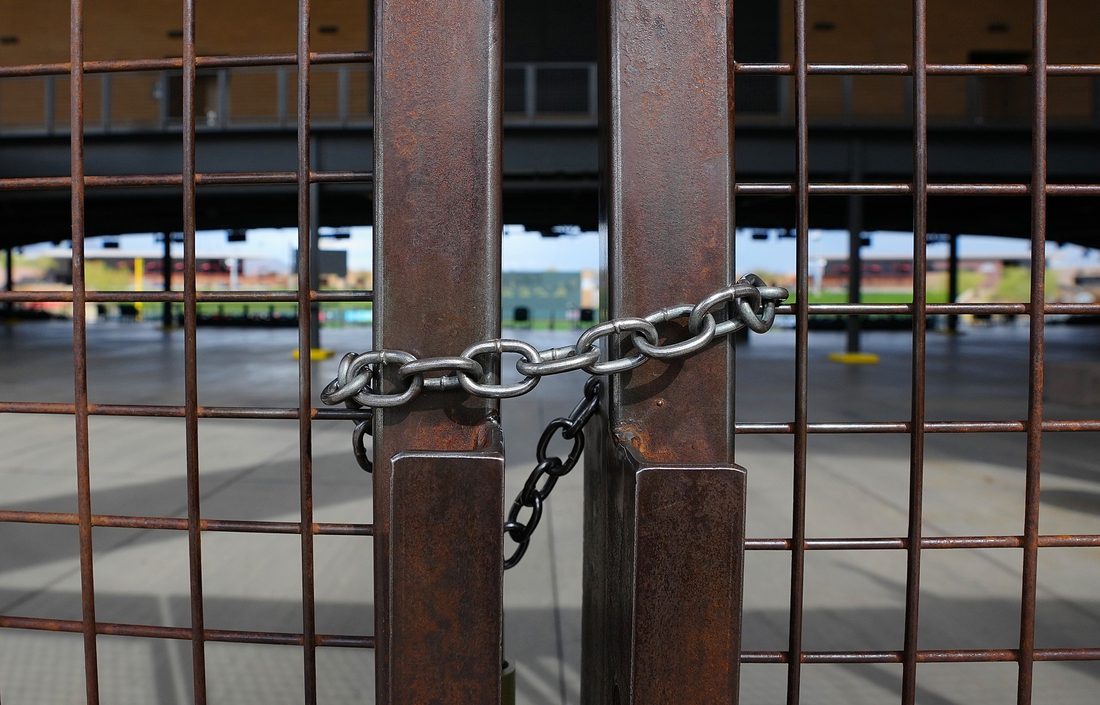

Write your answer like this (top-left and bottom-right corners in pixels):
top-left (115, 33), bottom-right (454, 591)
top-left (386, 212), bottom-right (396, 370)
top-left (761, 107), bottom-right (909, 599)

top-left (319, 274), bottom-right (789, 562)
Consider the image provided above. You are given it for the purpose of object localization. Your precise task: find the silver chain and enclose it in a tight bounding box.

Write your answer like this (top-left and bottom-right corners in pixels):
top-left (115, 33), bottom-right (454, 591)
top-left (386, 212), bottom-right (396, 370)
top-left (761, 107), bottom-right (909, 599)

top-left (320, 273), bottom-right (788, 413)
top-left (319, 273), bottom-right (788, 567)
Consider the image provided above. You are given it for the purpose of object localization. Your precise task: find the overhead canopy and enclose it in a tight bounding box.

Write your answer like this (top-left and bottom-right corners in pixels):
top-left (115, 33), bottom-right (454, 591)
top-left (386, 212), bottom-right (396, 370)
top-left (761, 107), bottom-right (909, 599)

top-left (1, 124), bottom-right (1098, 250)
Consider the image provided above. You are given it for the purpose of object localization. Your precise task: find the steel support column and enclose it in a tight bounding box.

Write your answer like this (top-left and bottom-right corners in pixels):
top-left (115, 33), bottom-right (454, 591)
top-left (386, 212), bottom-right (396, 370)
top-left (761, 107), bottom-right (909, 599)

top-left (847, 139), bottom-right (864, 354)
top-left (308, 134), bottom-right (327, 351)
top-left (583, 0), bottom-right (744, 701)
top-left (309, 174), bottom-right (321, 351)
top-left (947, 233), bottom-right (959, 333)
top-left (3, 247), bottom-right (12, 315)
top-left (373, 0), bottom-right (504, 701)
top-left (161, 233), bottom-right (172, 328)
top-left (846, 201), bottom-right (864, 352)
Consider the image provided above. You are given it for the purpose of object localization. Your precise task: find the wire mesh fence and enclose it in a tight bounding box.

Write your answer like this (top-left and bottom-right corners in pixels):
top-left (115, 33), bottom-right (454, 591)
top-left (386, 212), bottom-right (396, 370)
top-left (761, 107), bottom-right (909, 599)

top-left (0, 0), bottom-right (1098, 704)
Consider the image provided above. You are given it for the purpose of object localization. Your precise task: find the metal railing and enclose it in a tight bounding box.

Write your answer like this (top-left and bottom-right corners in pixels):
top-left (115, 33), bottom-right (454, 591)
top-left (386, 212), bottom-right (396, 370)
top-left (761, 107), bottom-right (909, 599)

top-left (748, 71), bottom-right (1100, 125)
top-left (0, 61), bottom-right (604, 136)
top-left (731, 3), bottom-right (1100, 704)
top-left (7, 59), bottom-right (1097, 136)
top-left (0, 10), bottom-right (374, 705)
top-left (0, 60), bottom-right (372, 135)
top-left (503, 62), bottom-right (598, 123)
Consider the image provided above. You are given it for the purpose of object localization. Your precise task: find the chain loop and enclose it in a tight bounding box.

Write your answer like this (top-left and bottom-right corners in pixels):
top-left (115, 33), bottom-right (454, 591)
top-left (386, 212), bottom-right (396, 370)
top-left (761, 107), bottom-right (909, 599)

top-left (536, 419), bottom-right (585, 471)
top-left (502, 377), bottom-right (601, 569)
top-left (317, 275), bottom-right (788, 568)
top-left (562, 376), bottom-right (601, 438)
top-left (688, 282), bottom-right (760, 338)
top-left (504, 492), bottom-right (543, 569)
top-left (321, 274), bottom-right (786, 411)
top-left (352, 417), bottom-right (373, 473)
top-left (329, 350), bottom-right (424, 408)
top-left (735, 273), bottom-right (778, 334)
top-left (320, 353), bottom-right (373, 406)
top-left (502, 522), bottom-right (531, 569)
top-left (521, 457), bottom-right (566, 504)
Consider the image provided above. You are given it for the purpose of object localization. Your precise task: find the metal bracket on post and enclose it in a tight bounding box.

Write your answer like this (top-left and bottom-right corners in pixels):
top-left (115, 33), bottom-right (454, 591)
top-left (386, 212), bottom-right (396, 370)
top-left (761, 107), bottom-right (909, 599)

top-left (585, 419), bottom-right (746, 704)
top-left (585, 0), bottom-right (743, 701)
top-left (387, 421), bottom-right (505, 703)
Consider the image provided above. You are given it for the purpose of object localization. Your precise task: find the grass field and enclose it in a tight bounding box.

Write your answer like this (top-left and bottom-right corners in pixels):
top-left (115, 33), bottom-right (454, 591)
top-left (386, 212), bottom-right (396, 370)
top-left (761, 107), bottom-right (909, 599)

top-left (788, 269), bottom-right (1058, 304)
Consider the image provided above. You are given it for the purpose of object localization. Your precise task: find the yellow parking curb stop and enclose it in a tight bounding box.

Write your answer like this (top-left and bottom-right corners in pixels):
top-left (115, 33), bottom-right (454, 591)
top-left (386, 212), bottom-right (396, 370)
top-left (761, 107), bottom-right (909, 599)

top-left (293, 348), bottom-right (335, 360)
top-left (828, 352), bottom-right (880, 364)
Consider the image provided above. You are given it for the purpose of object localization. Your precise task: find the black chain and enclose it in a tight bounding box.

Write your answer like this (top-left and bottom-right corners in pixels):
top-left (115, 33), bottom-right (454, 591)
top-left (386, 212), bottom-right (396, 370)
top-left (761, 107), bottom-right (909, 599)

top-left (351, 415), bottom-right (373, 473)
top-left (503, 377), bottom-right (601, 569)
top-left (342, 375), bottom-right (599, 569)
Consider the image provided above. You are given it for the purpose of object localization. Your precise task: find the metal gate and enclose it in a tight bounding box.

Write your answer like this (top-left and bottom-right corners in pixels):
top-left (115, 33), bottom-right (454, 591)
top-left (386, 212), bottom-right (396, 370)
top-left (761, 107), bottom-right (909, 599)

top-left (1, 0), bottom-right (1099, 703)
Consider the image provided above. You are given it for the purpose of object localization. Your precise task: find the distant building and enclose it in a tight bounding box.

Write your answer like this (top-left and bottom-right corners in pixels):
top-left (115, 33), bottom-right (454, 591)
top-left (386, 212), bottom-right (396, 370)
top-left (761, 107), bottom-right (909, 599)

top-left (821, 255), bottom-right (1031, 291)
top-left (21, 247), bottom-right (271, 288)
top-left (502, 270), bottom-right (597, 322)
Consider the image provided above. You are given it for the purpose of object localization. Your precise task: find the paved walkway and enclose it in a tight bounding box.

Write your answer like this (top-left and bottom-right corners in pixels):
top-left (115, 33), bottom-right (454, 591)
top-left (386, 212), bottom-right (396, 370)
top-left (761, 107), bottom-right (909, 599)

top-left (0, 320), bottom-right (1098, 704)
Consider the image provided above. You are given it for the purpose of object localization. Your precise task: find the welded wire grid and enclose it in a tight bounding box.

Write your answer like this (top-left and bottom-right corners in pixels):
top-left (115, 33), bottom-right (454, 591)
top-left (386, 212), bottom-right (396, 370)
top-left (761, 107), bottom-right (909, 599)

top-left (0, 1), bottom-right (374, 703)
top-left (731, 2), bottom-right (1100, 705)
top-left (1, 1), bottom-right (1100, 704)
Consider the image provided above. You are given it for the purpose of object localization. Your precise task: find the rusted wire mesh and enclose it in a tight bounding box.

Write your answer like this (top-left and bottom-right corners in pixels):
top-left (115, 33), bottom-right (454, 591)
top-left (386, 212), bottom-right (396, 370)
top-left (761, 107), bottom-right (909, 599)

top-left (730, 3), bottom-right (1100, 705)
top-left (0, 2), bottom-right (373, 703)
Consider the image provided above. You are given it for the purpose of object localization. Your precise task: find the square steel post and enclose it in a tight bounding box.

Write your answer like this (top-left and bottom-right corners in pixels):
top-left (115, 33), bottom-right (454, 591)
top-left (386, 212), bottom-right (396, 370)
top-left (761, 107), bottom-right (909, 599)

top-left (3, 247), bottom-right (13, 315)
top-left (373, 0), bottom-right (504, 702)
top-left (846, 139), bottom-right (864, 354)
top-left (583, 0), bottom-right (744, 702)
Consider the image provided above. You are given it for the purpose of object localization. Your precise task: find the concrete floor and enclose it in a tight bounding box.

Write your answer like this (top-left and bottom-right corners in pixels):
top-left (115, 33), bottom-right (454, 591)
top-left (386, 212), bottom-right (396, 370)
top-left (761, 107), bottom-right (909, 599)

top-left (0, 319), bottom-right (1098, 704)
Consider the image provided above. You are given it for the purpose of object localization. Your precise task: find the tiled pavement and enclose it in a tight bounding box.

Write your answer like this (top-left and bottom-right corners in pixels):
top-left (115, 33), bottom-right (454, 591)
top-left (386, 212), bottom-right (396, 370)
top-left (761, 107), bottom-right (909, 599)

top-left (1, 320), bottom-right (1098, 704)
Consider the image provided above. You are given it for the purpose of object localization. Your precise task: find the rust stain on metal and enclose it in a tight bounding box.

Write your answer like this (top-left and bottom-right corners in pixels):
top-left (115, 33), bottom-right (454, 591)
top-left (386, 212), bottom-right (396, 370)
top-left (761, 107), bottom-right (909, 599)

top-left (388, 441), bottom-right (504, 704)
top-left (606, 0), bottom-right (735, 463)
top-left (586, 0), bottom-right (741, 698)
top-left (633, 463), bottom-right (745, 704)
top-left (613, 423), bottom-right (649, 454)
top-left (372, 0), bottom-right (503, 700)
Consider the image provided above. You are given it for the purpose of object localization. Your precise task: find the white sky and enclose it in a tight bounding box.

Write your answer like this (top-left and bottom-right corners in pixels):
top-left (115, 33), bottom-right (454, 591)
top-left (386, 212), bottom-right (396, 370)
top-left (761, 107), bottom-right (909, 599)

top-left (23, 225), bottom-right (1098, 276)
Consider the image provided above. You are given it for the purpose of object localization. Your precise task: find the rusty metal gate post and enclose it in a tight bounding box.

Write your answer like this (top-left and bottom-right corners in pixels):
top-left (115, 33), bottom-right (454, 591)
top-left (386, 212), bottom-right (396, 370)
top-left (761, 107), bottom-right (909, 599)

top-left (582, 0), bottom-right (744, 703)
top-left (373, 0), bottom-right (505, 702)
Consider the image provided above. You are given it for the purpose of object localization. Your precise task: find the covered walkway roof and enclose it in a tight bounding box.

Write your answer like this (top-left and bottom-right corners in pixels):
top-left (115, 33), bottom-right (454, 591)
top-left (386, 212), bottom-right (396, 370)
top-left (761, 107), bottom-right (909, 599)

top-left (1, 122), bottom-right (1098, 251)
